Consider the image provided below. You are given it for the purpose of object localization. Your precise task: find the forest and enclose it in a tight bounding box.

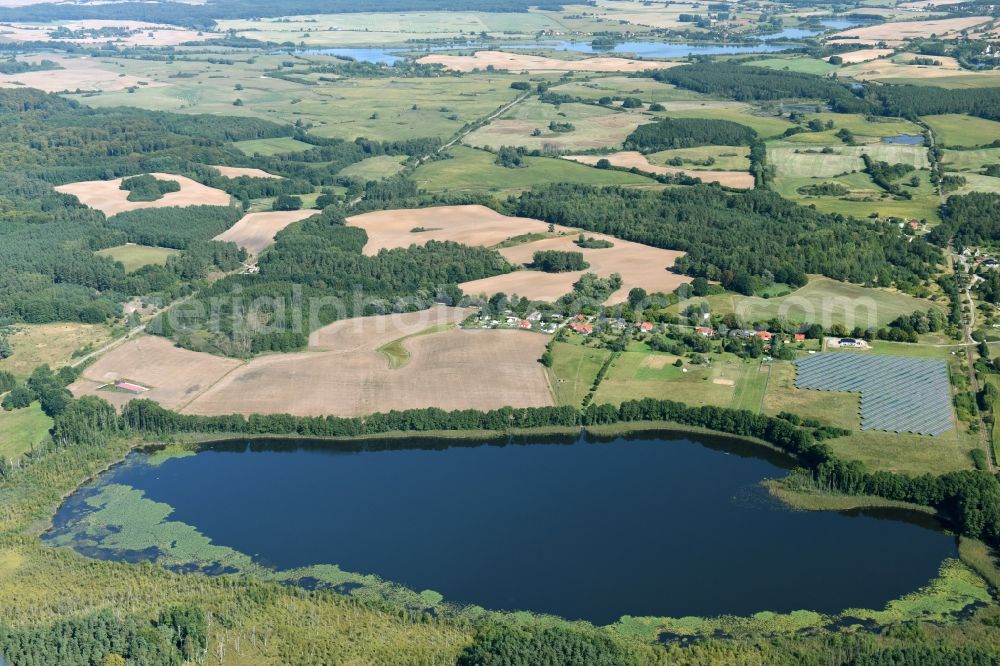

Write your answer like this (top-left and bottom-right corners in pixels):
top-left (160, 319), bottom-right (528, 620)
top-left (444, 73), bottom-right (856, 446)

top-left (624, 117), bottom-right (757, 151)
top-left (0, 88), bottom-right (437, 327)
top-left (506, 184), bottom-right (941, 294)
top-left (929, 192), bottom-right (1000, 248)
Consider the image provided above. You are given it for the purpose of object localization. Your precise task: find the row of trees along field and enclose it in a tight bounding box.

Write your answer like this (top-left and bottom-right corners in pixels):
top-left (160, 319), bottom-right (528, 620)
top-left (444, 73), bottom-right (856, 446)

top-left (40, 392), bottom-right (1000, 544)
top-left (651, 62), bottom-right (1000, 122)
top-left (504, 184), bottom-right (941, 295)
top-left (149, 207), bottom-right (512, 356)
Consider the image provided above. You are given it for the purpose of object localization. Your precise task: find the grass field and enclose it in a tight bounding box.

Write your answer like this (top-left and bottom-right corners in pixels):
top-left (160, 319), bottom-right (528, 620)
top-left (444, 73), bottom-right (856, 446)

top-left (647, 145), bottom-right (750, 171)
top-left (652, 105), bottom-right (795, 139)
top-left (412, 145), bottom-right (656, 195)
top-left (924, 114), bottom-right (1000, 148)
top-left (72, 56), bottom-right (527, 143)
top-left (546, 340), bottom-right (611, 406)
top-left (768, 142), bottom-right (930, 179)
top-left (547, 76), bottom-right (705, 103)
top-left (337, 155), bottom-right (408, 181)
top-left (800, 113), bottom-right (924, 139)
top-left (233, 137), bottom-right (313, 156)
top-left (749, 56), bottom-right (839, 75)
top-left (465, 100), bottom-right (646, 152)
top-left (677, 276), bottom-right (944, 329)
top-left (940, 147), bottom-right (1000, 172)
top-left (762, 361), bottom-right (975, 474)
top-left (0, 403), bottom-right (52, 461)
top-left (95, 244), bottom-right (180, 273)
top-left (593, 351), bottom-right (749, 409)
top-left (0, 323), bottom-right (113, 379)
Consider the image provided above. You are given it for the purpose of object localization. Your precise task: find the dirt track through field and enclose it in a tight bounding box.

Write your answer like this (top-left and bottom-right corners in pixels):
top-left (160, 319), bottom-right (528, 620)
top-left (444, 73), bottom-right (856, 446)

top-left (55, 173), bottom-right (232, 216)
top-left (564, 152), bottom-right (755, 189)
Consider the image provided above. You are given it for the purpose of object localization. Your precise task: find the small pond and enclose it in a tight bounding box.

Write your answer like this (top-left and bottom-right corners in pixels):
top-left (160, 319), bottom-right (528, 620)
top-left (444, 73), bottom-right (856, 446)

top-left (883, 134), bottom-right (926, 145)
top-left (46, 431), bottom-right (957, 624)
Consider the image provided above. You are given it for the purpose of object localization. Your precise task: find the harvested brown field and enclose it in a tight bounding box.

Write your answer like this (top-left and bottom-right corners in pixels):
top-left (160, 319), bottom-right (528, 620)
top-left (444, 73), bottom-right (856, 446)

top-left (210, 166), bottom-right (281, 179)
top-left (182, 328), bottom-right (552, 417)
top-left (416, 50), bottom-right (670, 72)
top-left (0, 55), bottom-right (166, 93)
top-left (347, 205), bottom-right (567, 255)
top-left (308, 305), bottom-right (471, 351)
top-left (214, 210), bottom-right (316, 255)
top-left (55, 173), bottom-right (232, 216)
top-left (564, 152), bottom-right (755, 189)
top-left (69, 336), bottom-right (243, 411)
top-left (460, 233), bottom-right (690, 303)
top-left (836, 48), bottom-right (895, 64)
top-left (830, 16), bottom-right (991, 44)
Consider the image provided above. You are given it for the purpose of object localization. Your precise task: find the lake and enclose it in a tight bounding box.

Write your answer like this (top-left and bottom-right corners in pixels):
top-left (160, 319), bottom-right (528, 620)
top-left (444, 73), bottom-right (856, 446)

top-left (46, 431), bottom-right (957, 625)
top-left (883, 134), bottom-right (926, 145)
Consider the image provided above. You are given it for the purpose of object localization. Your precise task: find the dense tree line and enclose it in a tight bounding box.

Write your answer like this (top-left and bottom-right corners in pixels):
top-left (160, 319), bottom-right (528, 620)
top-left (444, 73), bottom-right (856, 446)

top-left (0, 58), bottom-right (58, 74)
top-left (652, 63), bottom-right (1000, 124)
top-left (504, 184), bottom-right (940, 295)
top-left (105, 206), bottom-right (242, 250)
top-left (532, 250), bottom-right (588, 273)
top-left (0, 605), bottom-right (206, 666)
top-left (457, 621), bottom-right (633, 666)
top-left (624, 117), bottom-right (757, 151)
top-left (929, 192), bottom-right (1000, 248)
top-left (119, 174), bottom-right (180, 202)
top-left (650, 63), bottom-right (869, 114)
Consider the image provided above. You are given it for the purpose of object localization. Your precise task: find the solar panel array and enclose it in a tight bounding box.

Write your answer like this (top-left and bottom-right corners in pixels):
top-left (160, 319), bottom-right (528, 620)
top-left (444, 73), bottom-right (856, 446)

top-left (794, 353), bottom-right (954, 437)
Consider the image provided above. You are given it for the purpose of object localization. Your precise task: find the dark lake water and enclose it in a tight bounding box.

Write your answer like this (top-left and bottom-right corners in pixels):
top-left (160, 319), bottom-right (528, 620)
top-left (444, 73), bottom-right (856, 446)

top-left (48, 432), bottom-right (957, 624)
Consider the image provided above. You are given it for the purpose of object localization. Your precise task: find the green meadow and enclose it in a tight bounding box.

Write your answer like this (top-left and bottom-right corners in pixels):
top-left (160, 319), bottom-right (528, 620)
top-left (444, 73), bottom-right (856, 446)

top-left (412, 145), bottom-right (656, 195)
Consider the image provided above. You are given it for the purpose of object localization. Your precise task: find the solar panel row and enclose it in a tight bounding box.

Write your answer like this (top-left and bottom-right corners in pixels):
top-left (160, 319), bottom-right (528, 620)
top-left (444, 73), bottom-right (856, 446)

top-left (793, 353), bottom-right (954, 437)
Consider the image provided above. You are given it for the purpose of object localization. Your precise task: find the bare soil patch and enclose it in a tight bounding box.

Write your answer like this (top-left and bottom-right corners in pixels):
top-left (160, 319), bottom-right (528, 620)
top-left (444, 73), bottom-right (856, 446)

top-left (417, 50), bottom-right (669, 72)
top-left (182, 328), bottom-right (552, 417)
top-left (836, 48), bottom-right (895, 64)
top-left (214, 210), bottom-right (316, 255)
top-left (69, 336), bottom-right (243, 411)
top-left (55, 173), bottom-right (231, 216)
top-left (308, 306), bottom-right (472, 351)
top-left (460, 233), bottom-right (689, 303)
top-left (210, 166), bottom-right (281, 179)
top-left (564, 152), bottom-right (755, 189)
top-left (347, 205), bottom-right (567, 255)
top-left (830, 16), bottom-right (991, 44)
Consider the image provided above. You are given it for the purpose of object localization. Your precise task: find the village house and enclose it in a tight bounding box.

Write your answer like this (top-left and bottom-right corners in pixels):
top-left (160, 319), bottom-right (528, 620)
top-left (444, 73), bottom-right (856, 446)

top-left (695, 326), bottom-right (715, 337)
top-left (637, 321), bottom-right (654, 333)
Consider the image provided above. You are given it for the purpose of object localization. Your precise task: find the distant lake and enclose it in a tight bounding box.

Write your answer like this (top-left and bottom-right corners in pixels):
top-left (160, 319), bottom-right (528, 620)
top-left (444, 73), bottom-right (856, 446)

top-left (47, 431), bottom-right (957, 624)
top-left (883, 134), bottom-right (925, 145)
